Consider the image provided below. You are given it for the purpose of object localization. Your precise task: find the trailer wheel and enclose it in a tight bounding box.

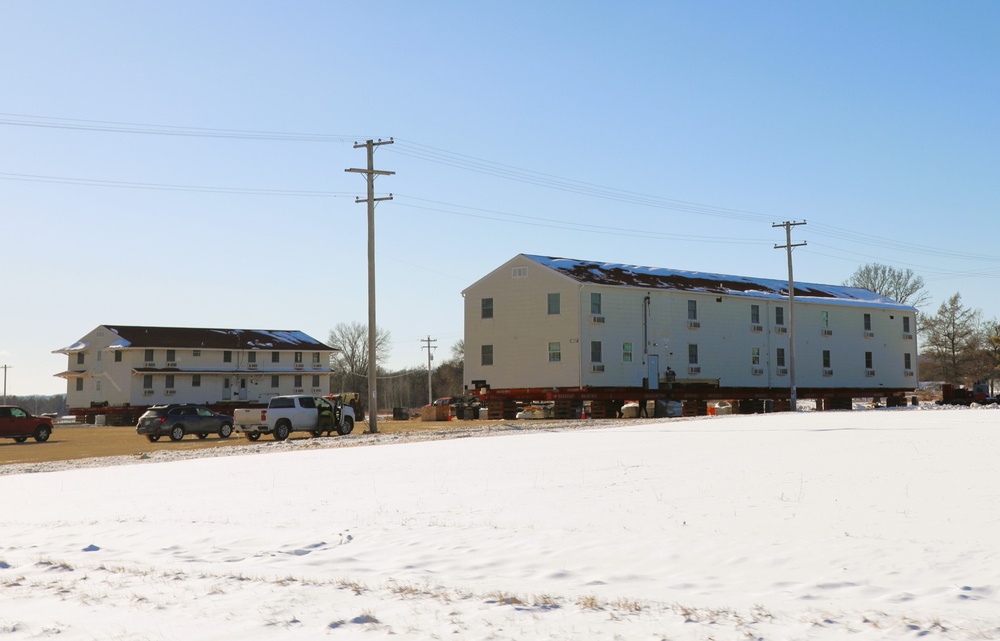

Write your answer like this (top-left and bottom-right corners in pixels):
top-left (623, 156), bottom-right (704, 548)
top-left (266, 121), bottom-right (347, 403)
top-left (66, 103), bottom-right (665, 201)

top-left (245, 432), bottom-right (261, 441)
top-left (337, 417), bottom-right (355, 436)
top-left (310, 429), bottom-right (323, 438)
top-left (273, 421), bottom-right (291, 441)
top-left (146, 434), bottom-right (160, 443)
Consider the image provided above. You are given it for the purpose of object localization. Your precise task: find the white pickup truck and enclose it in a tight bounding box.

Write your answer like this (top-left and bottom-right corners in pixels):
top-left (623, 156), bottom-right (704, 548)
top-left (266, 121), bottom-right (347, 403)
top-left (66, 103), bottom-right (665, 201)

top-left (233, 395), bottom-right (356, 441)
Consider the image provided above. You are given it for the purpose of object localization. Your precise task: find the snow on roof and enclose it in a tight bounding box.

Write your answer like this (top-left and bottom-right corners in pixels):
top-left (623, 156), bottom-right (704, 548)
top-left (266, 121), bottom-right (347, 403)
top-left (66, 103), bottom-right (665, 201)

top-left (96, 326), bottom-right (334, 351)
top-left (525, 254), bottom-right (915, 310)
top-left (53, 341), bottom-right (87, 354)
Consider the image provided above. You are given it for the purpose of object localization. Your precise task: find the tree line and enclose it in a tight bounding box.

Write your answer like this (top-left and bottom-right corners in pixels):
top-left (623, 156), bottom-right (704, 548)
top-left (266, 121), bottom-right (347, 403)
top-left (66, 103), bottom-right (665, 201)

top-left (327, 322), bottom-right (465, 413)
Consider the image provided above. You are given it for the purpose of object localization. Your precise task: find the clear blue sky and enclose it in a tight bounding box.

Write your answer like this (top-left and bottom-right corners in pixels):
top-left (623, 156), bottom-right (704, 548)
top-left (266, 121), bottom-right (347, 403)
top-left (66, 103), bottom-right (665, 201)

top-left (2, 1), bottom-right (998, 396)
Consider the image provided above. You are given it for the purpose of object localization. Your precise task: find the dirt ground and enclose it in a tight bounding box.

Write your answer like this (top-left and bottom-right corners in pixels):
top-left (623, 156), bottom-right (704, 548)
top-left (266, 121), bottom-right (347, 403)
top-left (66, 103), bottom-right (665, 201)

top-left (0, 417), bottom-right (500, 467)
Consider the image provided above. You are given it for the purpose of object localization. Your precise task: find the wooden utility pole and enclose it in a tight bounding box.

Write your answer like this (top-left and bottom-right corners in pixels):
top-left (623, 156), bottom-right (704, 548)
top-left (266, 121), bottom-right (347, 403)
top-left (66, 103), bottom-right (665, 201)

top-left (346, 139), bottom-right (394, 433)
top-left (421, 336), bottom-right (437, 405)
top-left (773, 221), bottom-right (807, 411)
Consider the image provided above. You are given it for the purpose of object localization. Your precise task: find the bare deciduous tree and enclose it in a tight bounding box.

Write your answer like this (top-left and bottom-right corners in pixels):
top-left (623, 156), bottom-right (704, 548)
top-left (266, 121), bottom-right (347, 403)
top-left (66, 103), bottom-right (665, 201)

top-left (843, 263), bottom-right (931, 308)
top-left (327, 322), bottom-right (392, 394)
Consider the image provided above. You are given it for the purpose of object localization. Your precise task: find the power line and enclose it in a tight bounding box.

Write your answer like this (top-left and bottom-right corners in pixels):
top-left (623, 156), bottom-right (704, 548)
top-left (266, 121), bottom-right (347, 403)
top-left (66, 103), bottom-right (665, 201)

top-left (0, 112), bottom-right (364, 142)
top-left (0, 172), bottom-right (356, 197)
top-left (4, 112), bottom-right (996, 274)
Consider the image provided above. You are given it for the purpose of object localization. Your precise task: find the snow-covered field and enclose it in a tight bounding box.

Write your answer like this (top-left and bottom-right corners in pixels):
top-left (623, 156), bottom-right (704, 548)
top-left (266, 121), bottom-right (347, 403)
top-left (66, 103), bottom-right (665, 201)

top-left (2, 405), bottom-right (999, 640)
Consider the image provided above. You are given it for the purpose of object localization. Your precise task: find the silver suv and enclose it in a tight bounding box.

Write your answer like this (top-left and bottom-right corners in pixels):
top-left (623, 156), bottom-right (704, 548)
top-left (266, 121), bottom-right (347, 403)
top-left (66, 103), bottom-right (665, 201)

top-left (136, 404), bottom-right (234, 442)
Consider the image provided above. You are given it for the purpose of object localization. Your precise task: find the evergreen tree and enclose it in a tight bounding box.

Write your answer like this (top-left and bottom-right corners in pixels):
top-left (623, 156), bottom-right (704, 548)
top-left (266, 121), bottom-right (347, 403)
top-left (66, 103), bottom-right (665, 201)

top-left (920, 293), bottom-right (981, 385)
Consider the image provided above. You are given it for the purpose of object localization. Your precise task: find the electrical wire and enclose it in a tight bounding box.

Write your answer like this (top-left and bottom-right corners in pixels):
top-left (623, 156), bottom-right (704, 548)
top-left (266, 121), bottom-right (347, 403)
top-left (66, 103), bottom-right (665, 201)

top-left (0, 112), bottom-right (366, 142)
top-left (0, 171), bottom-right (355, 197)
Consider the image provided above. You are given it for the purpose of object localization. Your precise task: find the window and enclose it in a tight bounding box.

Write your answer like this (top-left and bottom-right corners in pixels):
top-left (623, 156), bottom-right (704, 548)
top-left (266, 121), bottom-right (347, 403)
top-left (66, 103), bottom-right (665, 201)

top-left (591, 341), bottom-right (602, 363)
top-left (75, 378), bottom-right (83, 391)
top-left (165, 374), bottom-right (175, 389)
top-left (864, 313), bottom-right (872, 332)
top-left (95, 380), bottom-right (101, 391)
top-left (166, 349), bottom-right (176, 362)
top-left (821, 311), bottom-right (829, 327)
top-left (687, 300), bottom-right (697, 320)
top-left (865, 351), bottom-right (873, 369)
top-left (775, 306), bottom-right (785, 326)
top-left (481, 345), bottom-right (494, 366)
top-left (548, 342), bottom-right (561, 362)
top-left (144, 349), bottom-right (154, 362)
top-left (294, 351), bottom-right (303, 364)
top-left (751, 347), bottom-right (760, 365)
top-left (903, 316), bottom-right (911, 333)
top-left (193, 349), bottom-right (201, 357)
top-left (271, 375), bottom-right (279, 388)
top-left (97, 350), bottom-right (102, 362)
top-left (223, 350), bottom-right (232, 363)
top-left (591, 292), bottom-right (602, 315)
top-left (248, 351), bottom-right (257, 363)
top-left (76, 352), bottom-right (85, 365)
top-left (192, 374), bottom-right (201, 387)
top-left (143, 375), bottom-right (153, 389)
top-left (904, 353), bottom-right (912, 369)
top-left (272, 351), bottom-right (280, 363)
top-left (512, 266), bottom-right (528, 278)
top-left (547, 293), bottom-right (560, 315)
top-left (294, 375), bottom-right (302, 388)
top-left (822, 350), bottom-right (831, 369)
top-left (776, 347), bottom-right (786, 367)
top-left (481, 297), bottom-right (494, 319)
top-left (312, 375), bottom-right (320, 388)
top-left (623, 342), bottom-right (633, 363)
top-left (750, 304), bottom-right (760, 324)
top-left (114, 351), bottom-right (122, 362)
top-left (688, 344), bottom-right (699, 365)
top-left (312, 352), bottom-right (321, 364)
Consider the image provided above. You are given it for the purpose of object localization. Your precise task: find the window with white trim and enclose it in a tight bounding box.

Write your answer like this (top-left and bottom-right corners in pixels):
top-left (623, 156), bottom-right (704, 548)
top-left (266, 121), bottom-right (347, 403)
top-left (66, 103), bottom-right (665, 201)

top-left (548, 342), bottom-right (561, 363)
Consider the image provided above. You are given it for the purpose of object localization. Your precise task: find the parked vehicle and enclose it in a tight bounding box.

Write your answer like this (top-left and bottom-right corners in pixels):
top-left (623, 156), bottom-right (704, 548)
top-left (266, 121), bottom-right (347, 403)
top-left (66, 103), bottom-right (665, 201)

top-left (136, 404), bottom-right (235, 442)
top-left (233, 395), bottom-right (355, 441)
top-left (0, 406), bottom-right (53, 443)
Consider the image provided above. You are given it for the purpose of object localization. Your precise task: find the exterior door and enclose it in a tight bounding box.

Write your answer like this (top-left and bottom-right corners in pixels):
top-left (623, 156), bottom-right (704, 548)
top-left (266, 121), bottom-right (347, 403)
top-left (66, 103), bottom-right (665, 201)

top-left (223, 378), bottom-right (231, 400)
top-left (647, 354), bottom-right (659, 390)
top-left (238, 378), bottom-right (248, 401)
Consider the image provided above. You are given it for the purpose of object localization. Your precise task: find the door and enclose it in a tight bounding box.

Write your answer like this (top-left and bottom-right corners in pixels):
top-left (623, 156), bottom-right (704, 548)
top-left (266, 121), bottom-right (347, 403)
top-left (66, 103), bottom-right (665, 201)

top-left (647, 355), bottom-right (659, 390)
top-left (0, 406), bottom-right (11, 436)
top-left (223, 378), bottom-right (231, 400)
top-left (238, 378), bottom-right (248, 401)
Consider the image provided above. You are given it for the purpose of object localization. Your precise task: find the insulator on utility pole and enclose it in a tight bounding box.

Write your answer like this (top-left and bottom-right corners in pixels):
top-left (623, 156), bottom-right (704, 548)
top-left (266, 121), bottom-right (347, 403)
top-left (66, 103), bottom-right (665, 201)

top-left (346, 138), bottom-right (394, 433)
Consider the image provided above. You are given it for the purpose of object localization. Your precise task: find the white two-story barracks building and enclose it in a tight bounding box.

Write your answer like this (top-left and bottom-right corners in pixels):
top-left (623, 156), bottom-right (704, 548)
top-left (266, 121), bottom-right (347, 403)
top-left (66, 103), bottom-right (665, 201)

top-left (55, 325), bottom-right (336, 415)
top-left (464, 254), bottom-right (918, 412)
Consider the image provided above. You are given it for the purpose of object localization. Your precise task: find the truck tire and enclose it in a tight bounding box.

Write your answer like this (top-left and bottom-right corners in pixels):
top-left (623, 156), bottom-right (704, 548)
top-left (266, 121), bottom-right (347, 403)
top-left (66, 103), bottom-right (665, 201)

top-left (337, 417), bottom-right (355, 436)
top-left (273, 421), bottom-right (291, 441)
